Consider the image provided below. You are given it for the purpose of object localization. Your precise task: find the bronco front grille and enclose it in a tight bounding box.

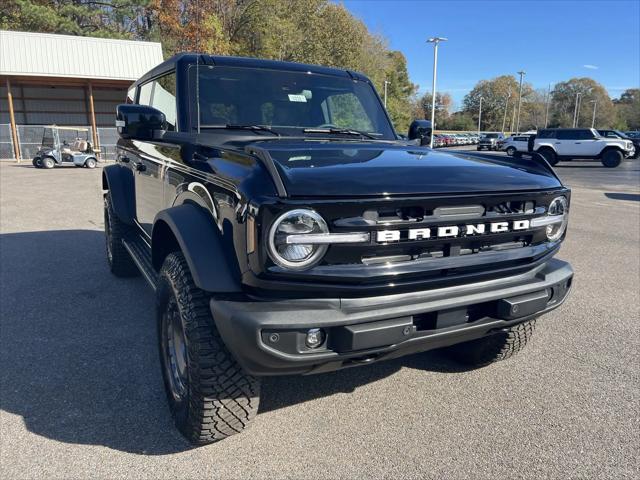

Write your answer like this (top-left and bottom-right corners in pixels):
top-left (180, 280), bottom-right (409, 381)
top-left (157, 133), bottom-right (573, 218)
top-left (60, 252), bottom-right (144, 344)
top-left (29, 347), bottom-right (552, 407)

top-left (258, 189), bottom-right (568, 293)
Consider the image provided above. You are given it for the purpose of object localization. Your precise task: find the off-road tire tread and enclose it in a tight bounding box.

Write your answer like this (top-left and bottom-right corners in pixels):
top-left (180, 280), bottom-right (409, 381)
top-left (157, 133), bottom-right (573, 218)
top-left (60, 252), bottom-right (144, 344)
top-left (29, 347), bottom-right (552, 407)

top-left (601, 149), bottom-right (622, 168)
top-left (158, 252), bottom-right (260, 444)
top-left (445, 319), bottom-right (536, 366)
top-left (104, 195), bottom-right (139, 277)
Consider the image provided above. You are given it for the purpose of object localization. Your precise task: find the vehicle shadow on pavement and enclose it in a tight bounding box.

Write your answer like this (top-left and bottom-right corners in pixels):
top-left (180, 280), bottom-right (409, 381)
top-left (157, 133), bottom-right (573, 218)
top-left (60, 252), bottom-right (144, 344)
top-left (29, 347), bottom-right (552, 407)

top-left (0, 229), bottom-right (470, 454)
top-left (605, 192), bottom-right (640, 202)
top-left (259, 352), bottom-right (473, 413)
top-left (0, 230), bottom-right (192, 455)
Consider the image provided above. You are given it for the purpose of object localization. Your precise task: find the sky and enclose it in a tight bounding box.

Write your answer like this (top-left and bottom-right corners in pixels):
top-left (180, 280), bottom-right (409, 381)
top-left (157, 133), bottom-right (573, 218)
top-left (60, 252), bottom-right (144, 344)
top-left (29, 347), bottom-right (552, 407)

top-left (342, 0), bottom-right (640, 109)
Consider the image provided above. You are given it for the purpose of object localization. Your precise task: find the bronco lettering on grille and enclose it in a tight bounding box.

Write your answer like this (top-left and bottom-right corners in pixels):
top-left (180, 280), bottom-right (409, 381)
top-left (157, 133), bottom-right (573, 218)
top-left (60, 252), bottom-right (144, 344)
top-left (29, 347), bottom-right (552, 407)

top-left (376, 220), bottom-right (530, 243)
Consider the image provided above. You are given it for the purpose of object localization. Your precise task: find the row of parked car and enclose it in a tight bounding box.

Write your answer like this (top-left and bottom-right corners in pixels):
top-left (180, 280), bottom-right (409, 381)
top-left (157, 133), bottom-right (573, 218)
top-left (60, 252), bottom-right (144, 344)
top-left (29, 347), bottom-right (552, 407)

top-left (432, 133), bottom-right (480, 147)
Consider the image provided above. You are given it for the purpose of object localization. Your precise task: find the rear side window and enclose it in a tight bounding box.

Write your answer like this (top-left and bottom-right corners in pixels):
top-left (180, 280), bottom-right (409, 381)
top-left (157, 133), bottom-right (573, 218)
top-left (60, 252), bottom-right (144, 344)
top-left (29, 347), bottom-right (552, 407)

top-left (537, 129), bottom-right (556, 139)
top-left (138, 72), bottom-right (178, 131)
top-left (557, 130), bottom-right (577, 140)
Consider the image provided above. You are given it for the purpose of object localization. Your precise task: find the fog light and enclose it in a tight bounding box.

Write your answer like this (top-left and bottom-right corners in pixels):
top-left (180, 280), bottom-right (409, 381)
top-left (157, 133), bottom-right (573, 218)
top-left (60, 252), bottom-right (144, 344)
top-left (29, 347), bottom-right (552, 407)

top-left (305, 328), bottom-right (325, 348)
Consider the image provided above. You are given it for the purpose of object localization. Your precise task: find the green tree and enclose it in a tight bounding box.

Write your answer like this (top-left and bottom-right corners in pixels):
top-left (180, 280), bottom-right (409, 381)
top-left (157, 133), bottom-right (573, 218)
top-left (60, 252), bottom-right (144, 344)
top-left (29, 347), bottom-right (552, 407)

top-left (548, 78), bottom-right (616, 129)
top-left (1, 0), bottom-right (153, 39)
top-left (614, 88), bottom-right (640, 130)
top-left (462, 75), bottom-right (533, 131)
top-left (440, 111), bottom-right (475, 131)
top-left (414, 92), bottom-right (452, 128)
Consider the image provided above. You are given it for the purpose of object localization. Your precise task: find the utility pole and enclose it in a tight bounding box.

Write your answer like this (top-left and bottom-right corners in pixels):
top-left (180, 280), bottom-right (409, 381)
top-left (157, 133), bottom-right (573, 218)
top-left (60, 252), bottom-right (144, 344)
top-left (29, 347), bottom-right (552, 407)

top-left (590, 100), bottom-right (597, 128)
top-left (383, 80), bottom-right (390, 108)
top-left (501, 89), bottom-right (511, 133)
top-left (572, 91), bottom-right (581, 127)
top-left (426, 37), bottom-right (447, 148)
top-left (576, 94), bottom-right (584, 127)
top-left (515, 70), bottom-right (526, 133)
top-left (544, 83), bottom-right (551, 128)
top-left (478, 96), bottom-right (483, 135)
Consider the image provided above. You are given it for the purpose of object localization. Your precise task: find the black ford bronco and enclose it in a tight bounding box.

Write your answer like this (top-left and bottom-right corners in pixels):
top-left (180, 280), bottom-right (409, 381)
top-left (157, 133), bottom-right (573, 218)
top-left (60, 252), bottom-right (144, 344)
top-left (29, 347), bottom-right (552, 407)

top-left (104, 54), bottom-right (573, 444)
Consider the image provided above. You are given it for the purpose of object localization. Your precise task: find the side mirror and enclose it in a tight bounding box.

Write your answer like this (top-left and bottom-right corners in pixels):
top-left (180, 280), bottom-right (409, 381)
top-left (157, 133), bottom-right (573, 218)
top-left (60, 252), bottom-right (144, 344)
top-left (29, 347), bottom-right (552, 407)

top-left (116, 104), bottom-right (166, 141)
top-left (408, 120), bottom-right (433, 146)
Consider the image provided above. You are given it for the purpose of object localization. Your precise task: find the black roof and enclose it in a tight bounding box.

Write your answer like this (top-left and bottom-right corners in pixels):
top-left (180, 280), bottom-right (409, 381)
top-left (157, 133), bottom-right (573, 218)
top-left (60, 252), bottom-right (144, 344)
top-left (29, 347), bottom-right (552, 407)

top-left (132, 53), bottom-right (370, 87)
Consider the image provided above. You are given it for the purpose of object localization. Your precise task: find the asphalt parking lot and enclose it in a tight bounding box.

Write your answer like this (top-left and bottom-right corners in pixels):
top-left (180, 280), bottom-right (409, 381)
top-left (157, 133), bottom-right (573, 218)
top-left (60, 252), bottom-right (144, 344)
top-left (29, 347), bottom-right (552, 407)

top-left (1, 156), bottom-right (639, 479)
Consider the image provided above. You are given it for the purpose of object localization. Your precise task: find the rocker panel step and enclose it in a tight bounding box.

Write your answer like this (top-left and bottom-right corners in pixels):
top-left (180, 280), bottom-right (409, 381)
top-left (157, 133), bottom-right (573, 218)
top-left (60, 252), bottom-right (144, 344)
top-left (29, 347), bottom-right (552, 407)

top-left (122, 236), bottom-right (158, 291)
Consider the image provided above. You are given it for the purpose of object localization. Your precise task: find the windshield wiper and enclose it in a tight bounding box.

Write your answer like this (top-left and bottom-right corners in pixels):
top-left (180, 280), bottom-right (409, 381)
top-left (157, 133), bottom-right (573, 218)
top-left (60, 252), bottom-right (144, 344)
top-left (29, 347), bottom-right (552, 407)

top-left (302, 127), bottom-right (378, 139)
top-left (200, 124), bottom-right (281, 136)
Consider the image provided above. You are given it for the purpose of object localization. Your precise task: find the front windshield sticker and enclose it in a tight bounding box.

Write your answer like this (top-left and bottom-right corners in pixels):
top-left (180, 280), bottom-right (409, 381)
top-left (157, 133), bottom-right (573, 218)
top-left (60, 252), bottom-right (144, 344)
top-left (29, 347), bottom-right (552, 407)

top-left (288, 94), bottom-right (307, 103)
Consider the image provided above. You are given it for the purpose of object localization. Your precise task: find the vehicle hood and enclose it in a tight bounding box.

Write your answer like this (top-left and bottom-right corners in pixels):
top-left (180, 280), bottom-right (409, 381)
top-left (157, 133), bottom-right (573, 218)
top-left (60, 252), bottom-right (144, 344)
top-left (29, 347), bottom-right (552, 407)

top-left (253, 141), bottom-right (562, 197)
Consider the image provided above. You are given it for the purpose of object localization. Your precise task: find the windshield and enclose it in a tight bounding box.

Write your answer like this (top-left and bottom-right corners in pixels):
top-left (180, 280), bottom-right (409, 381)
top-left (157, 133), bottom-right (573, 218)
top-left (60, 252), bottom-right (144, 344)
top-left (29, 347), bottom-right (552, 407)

top-left (189, 65), bottom-right (394, 139)
top-left (483, 133), bottom-right (500, 139)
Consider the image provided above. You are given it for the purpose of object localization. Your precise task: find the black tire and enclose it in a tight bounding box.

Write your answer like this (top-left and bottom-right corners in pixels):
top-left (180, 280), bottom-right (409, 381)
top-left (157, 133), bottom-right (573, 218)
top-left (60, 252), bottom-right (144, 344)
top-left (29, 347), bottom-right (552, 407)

top-left (32, 157), bottom-right (42, 168)
top-left (85, 157), bottom-right (97, 169)
top-left (157, 252), bottom-right (260, 444)
top-left (538, 148), bottom-right (558, 166)
top-left (506, 146), bottom-right (516, 156)
top-left (601, 149), bottom-right (623, 168)
top-left (42, 156), bottom-right (55, 169)
top-left (104, 194), bottom-right (139, 277)
top-left (444, 319), bottom-right (536, 367)
top-left (477, 146), bottom-right (482, 151)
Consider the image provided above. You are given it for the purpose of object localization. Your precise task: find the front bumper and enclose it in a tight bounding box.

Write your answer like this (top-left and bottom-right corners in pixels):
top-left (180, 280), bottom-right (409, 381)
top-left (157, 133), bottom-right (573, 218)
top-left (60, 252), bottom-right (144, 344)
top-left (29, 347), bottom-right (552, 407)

top-left (212, 258), bottom-right (573, 376)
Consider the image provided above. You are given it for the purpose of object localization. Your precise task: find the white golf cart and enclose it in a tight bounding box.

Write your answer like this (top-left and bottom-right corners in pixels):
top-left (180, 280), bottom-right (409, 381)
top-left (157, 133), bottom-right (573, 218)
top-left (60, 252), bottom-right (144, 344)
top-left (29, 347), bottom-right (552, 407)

top-left (32, 126), bottom-right (99, 169)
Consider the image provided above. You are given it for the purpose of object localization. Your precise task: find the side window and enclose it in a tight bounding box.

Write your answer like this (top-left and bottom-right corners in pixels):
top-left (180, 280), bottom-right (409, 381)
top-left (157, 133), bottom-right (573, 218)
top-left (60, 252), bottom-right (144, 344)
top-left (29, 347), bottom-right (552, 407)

top-left (557, 130), bottom-right (576, 140)
top-left (126, 85), bottom-right (136, 104)
top-left (138, 72), bottom-right (177, 131)
top-left (577, 129), bottom-right (595, 140)
top-left (325, 93), bottom-right (374, 132)
top-left (538, 130), bottom-right (556, 139)
top-left (139, 82), bottom-right (153, 106)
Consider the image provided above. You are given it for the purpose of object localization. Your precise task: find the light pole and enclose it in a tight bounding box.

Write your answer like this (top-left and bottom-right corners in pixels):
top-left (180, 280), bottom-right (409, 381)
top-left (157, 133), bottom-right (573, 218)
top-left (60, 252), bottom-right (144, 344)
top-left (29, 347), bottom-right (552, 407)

top-left (515, 70), bottom-right (526, 133)
top-left (383, 80), bottom-right (390, 108)
top-left (478, 96), bottom-right (483, 135)
top-left (501, 89), bottom-right (511, 133)
top-left (427, 37), bottom-right (447, 148)
top-left (572, 91), bottom-right (582, 127)
top-left (575, 88), bottom-right (591, 127)
top-left (544, 83), bottom-right (551, 128)
top-left (590, 99), bottom-right (597, 128)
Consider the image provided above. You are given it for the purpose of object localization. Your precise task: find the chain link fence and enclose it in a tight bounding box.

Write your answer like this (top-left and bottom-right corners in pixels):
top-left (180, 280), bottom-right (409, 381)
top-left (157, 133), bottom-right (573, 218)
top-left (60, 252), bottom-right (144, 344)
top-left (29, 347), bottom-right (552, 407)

top-left (1, 124), bottom-right (118, 162)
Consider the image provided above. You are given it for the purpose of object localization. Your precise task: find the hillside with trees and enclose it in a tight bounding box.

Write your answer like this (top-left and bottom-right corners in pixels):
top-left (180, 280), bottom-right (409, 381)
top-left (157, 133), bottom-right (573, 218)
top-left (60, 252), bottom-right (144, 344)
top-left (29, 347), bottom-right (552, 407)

top-left (2, 1), bottom-right (636, 132)
top-left (454, 76), bottom-right (638, 132)
top-left (0, 0), bottom-right (417, 132)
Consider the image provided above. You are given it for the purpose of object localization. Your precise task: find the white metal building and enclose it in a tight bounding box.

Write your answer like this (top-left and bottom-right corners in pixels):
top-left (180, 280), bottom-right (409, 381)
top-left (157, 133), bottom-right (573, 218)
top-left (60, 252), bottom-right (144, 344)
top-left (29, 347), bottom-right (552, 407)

top-left (0, 30), bottom-right (163, 161)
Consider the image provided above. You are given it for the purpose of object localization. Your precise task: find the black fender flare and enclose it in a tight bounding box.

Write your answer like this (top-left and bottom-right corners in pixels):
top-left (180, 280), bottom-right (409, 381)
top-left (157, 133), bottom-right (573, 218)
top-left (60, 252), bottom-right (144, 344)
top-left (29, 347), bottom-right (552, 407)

top-left (102, 164), bottom-right (135, 225)
top-left (152, 204), bottom-right (241, 293)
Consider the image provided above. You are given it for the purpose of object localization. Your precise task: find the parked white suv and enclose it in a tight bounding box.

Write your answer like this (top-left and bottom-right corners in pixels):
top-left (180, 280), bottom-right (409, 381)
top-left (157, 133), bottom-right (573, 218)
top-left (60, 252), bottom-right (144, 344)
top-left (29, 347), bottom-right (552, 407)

top-left (500, 135), bottom-right (531, 156)
top-left (534, 128), bottom-right (635, 167)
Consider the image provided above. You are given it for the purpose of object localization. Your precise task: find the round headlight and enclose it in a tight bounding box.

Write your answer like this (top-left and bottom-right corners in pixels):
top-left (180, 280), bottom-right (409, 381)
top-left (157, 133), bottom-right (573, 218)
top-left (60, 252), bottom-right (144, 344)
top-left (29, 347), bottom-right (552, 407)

top-left (267, 209), bottom-right (329, 270)
top-left (546, 196), bottom-right (569, 241)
